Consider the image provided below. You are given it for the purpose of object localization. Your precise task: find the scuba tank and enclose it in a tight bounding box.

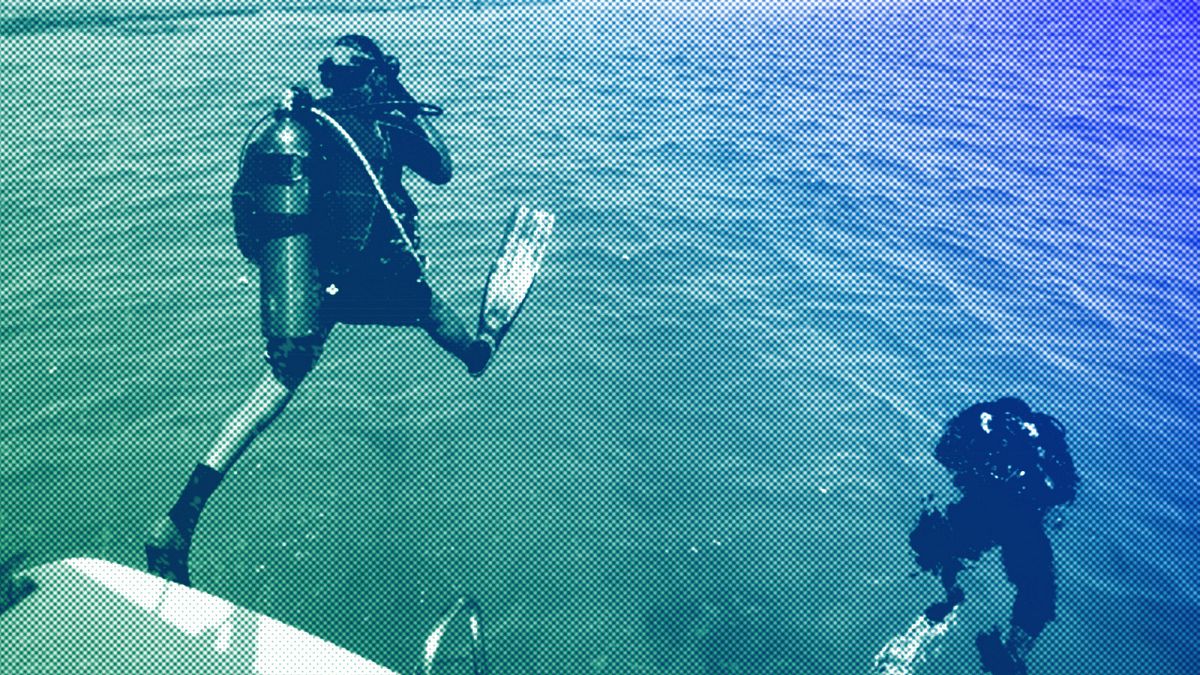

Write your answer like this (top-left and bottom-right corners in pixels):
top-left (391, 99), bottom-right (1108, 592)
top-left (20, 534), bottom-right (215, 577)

top-left (231, 83), bottom-right (438, 342)
top-left (233, 87), bottom-right (322, 341)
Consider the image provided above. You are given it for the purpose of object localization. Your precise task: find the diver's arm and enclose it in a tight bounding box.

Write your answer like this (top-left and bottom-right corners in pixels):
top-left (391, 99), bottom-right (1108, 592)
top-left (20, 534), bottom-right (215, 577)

top-left (379, 113), bottom-right (453, 185)
top-left (416, 115), bottom-right (453, 180)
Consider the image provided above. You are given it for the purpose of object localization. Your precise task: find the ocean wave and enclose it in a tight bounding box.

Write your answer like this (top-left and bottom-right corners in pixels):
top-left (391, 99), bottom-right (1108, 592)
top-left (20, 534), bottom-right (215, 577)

top-left (0, 6), bottom-right (257, 36)
top-left (0, 0), bottom-right (559, 36)
top-left (1, 2), bottom-right (1198, 672)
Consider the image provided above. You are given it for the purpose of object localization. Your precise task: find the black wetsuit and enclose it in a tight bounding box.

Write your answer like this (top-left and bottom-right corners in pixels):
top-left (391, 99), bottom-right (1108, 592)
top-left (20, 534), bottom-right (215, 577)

top-left (308, 90), bottom-right (435, 324)
top-left (909, 398), bottom-right (1078, 673)
top-left (235, 90), bottom-right (475, 388)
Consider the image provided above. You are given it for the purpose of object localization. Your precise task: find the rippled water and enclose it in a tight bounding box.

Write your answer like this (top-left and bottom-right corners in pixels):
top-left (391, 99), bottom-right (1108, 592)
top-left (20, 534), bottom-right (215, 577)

top-left (1, 1), bottom-right (1198, 673)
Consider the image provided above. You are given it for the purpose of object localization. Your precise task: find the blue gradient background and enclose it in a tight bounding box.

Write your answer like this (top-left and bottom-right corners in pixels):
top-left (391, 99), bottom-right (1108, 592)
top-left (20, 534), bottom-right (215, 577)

top-left (0, 0), bottom-right (1197, 673)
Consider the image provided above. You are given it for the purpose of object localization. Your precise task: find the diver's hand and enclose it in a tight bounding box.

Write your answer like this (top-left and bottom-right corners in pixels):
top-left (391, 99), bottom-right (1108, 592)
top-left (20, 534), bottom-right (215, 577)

top-left (415, 116), bottom-right (453, 179)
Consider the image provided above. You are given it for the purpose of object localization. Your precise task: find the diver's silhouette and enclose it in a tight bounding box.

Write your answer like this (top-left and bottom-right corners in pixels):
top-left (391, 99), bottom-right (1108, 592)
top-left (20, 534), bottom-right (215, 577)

top-left (909, 398), bottom-right (1078, 674)
top-left (143, 34), bottom-right (552, 587)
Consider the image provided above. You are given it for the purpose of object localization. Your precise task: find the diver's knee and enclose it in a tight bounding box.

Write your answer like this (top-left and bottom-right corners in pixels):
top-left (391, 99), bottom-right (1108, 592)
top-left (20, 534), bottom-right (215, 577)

top-left (1007, 582), bottom-right (1054, 640)
top-left (265, 336), bottom-right (325, 390)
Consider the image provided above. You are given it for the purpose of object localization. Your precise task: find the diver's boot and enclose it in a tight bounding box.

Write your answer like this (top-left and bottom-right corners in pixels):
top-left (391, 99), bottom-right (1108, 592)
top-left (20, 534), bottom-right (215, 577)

top-left (976, 626), bottom-right (1028, 675)
top-left (145, 515), bottom-right (191, 586)
top-left (925, 600), bottom-right (955, 624)
top-left (465, 334), bottom-right (495, 378)
top-left (145, 463), bottom-right (223, 587)
top-left (925, 584), bottom-right (964, 623)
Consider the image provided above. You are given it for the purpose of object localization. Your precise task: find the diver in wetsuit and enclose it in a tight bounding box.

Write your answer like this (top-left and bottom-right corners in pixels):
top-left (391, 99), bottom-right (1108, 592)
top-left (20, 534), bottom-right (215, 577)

top-left (909, 397), bottom-right (1078, 675)
top-left (145, 34), bottom-right (551, 586)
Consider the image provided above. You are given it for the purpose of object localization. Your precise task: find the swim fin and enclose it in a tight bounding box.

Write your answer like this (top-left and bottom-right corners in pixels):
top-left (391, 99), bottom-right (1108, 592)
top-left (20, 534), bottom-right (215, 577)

top-left (476, 205), bottom-right (553, 350)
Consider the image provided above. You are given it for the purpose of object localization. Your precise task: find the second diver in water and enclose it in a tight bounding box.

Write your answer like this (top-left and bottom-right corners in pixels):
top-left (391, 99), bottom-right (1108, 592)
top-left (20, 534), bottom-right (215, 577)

top-left (145, 34), bottom-right (552, 586)
top-left (909, 397), bottom-right (1079, 675)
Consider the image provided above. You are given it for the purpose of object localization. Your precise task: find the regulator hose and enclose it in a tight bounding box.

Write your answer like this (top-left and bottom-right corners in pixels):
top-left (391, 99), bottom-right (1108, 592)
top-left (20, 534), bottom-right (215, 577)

top-left (236, 110), bottom-right (273, 174)
top-left (325, 99), bottom-right (444, 117)
top-left (309, 105), bottom-right (424, 269)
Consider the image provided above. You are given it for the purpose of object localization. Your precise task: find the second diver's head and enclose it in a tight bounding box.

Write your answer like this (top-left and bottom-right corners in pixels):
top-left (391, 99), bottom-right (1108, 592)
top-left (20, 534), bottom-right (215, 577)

top-left (933, 397), bottom-right (1078, 511)
top-left (318, 34), bottom-right (400, 99)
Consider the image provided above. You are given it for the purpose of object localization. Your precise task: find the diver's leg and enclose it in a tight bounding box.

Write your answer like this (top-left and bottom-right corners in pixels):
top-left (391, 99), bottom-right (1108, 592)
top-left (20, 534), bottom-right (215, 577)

top-left (924, 561), bottom-right (966, 623)
top-left (412, 206), bottom-right (553, 377)
top-left (909, 507), bottom-right (967, 622)
top-left (423, 286), bottom-right (492, 377)
top-left (203, 370), bottom-right (295, 472)
top-left (976, 524), bottom-right (1053, 675)
top-left (145, 333), bottom-right (326, 586)
top-left (1002, 526), bottom-right (1055, 658)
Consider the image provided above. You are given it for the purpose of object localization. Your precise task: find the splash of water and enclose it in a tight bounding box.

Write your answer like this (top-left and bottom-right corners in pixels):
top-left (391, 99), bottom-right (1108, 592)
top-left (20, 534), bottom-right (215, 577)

top-left (872, 611), bottom-right (955, 675)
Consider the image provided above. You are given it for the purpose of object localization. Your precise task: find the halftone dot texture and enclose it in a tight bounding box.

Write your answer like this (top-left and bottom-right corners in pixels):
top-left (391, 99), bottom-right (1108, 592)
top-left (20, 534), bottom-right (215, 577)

top-left (2, 0), bottom-right (1200, 674)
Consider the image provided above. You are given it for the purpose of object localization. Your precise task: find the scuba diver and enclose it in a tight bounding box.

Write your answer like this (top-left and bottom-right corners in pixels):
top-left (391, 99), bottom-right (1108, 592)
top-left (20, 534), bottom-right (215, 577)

top-left (908, 398), bottom-right (1079, 675)
top-left (145, 34), bottom-right (552, 586)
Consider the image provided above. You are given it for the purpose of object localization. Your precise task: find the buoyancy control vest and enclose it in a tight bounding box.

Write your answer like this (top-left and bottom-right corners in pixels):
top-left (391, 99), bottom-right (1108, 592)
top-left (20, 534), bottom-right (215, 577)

top-left (232, 89), bottom-right (420, 273)
top-left (310, 92), bottom-right (420, 264)
top-left (233, 87), bottom-right (430, 343)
